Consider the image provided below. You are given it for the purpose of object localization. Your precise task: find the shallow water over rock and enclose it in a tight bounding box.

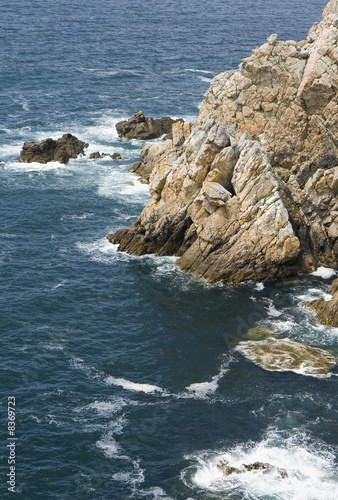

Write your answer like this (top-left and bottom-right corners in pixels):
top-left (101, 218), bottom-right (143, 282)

top-left (235, 337), bottom-right (336, 378)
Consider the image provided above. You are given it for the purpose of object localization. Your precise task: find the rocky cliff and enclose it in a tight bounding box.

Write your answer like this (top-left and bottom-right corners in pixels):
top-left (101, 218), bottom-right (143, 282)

top-left (108, 0), bottom-right (338, 283)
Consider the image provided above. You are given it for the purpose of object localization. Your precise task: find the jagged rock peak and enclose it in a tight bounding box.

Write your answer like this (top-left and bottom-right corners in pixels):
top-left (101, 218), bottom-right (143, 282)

top-left (108, 1), bottom-right (338, 284)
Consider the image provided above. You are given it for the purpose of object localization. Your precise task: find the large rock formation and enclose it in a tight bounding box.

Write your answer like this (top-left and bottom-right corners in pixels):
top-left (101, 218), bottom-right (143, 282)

top-left (116, 111), bottom-right (183, 140)
top-left (20, 134), bottom-right (88, 164)
top-left (108, 0), bottom-right (338, 283)
top-left (306, 277), bottom-right (338, 326)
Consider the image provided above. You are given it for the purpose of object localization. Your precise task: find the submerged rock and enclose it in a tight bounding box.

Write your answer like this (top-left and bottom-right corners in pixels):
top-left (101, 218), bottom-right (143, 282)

top-left (235, 337), bottom-right (336, 378)
top-left (108, 1), bottom-right (338, 283)
top-left (116, 111), bottom-right (183, 140)
top-left (246, 325), bottom-right (273, 340)
top-left (305, 278), bottom-right (338, 327)
top-left (19, 134), bottom-right (88, 164)
top-left (217, 460), bottom-right (288, 479)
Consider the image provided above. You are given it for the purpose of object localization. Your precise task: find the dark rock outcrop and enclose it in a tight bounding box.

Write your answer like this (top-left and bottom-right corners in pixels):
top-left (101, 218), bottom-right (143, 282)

top-left (89, 152), bottom-right (122, 160)
top-left (20, 134), bottom-right (88, 164)
top-left (306, 278), bottom-right (338, 327)
top-left (116, 111), bottom-right (183, 140)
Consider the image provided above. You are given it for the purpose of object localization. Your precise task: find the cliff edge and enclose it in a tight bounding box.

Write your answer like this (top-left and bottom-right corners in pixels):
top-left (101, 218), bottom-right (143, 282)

top-left (108, 0), bottom-right (338, 283)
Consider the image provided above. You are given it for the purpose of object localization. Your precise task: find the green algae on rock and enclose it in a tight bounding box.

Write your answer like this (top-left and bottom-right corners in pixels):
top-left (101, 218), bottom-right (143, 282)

top-left (246, 325), bottom-right (273, 341)
top-left (235, 337), bottom-right (336, 378)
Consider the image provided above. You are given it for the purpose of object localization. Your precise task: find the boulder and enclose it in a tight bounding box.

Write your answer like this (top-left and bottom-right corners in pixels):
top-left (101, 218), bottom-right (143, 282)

top-left (234, 337), bottom-right (336, 378)
top-left (217, 460), bottom-right (288, 479)
top-left (89, 152), bottom-right (122, 160)
top-left (116, 111), bottom-right (183, 140)
top-left (305, 278), bottom-right (338, 327)
top-left (19, 134), bottom-right (88, 164)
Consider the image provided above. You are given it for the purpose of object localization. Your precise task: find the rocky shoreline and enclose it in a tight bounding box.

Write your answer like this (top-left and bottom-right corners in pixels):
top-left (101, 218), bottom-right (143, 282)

top-left (18, 2), bottom-right (338, 329)
top-left (108, 0), bottom-right (338, 289)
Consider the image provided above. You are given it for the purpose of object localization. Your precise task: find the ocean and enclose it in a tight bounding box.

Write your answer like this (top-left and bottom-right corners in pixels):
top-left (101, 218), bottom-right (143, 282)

top-left (1, 0), bottom-right (337, 498)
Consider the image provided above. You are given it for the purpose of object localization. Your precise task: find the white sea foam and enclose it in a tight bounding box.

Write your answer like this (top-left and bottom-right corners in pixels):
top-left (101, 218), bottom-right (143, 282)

top-left (135, 486), bottom-right (175, 499)
top-left (60, 212), bottom-right (94, 221)
top-left (182, 429), bottom-right (338, 499)
top-left (198, 76), bottom-right (212, 83)
top-left (296, 287), bottom-right (327, 302)
top-left (268, 319), bottom-right (297, 334)
top-left (255, 282), bottom-right (264, 291)
top-left (299, 287), bottom-right (333, 302)
top-left (151, 255), bottom-right (180, 277)
top-left (96, 432), bottom-right (122, 458)
top-left (0, 142), bottom-right (24, 160)
top-left (186, 369), bottom-right (227, 398)
top-left (86, 398), bottom-right (129, 415)
top-left (77, 237), bottom-right (180, 273)
top-left (186, 380), bottom-right (219, 397)
top-left (97, 169), bottom-right (150, 201)
top-left (77, 237), bottom-right (119, 262)
top-left (105, 376), bottom-right (164, 394)
top-left (112, 458), bottom-right (145, 486)
top-left (4, 159), bottom-right (64, 172)
top-left (183, 360), bottom-right (230, 399)
top-left (265, 299), bottom-right (282, 317)
top-left (311, 266), bottom-right (337, 279)
top-left (184, 68), bottom-right (214, 74)
top-left (50, 280), bottom-right (67, 292)
top-left (43, 342), bottom-right (64, 352)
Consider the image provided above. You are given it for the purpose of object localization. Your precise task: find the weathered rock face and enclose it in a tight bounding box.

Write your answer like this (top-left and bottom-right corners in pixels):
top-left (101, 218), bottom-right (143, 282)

top-left (20, 134), bottom-right (88, 164)
top-left (108, 0), bottom-right (338, 283)
top-left (116, 111), bottom-right (183, 140)
top-left (129, 121), bottom-right (193, 183)
top-left (109, 120), bottom-right (301, 282)
top-left (234, 337), bottom-right (336, 378)
top-left (306, 277), bottom-right (338, 327)
top-left (196, 0), bottom-right (338, 269)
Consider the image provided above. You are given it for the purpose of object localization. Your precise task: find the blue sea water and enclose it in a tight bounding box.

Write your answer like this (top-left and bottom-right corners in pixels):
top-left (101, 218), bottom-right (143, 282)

top-left (1, 0), bottom-right (338, 498)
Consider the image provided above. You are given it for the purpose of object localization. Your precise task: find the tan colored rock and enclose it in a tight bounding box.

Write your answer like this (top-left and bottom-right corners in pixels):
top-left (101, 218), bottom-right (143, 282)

top-left (130, 140), bottom-right (177, 184)
top-left (235, 337), bottom-right (336, 378)
top-left (109, 1), bottom-right (338, 283)
top-left (306, 278), bottom-right (338, 327)
top-left (110, 123), bottom-right (300, 282)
